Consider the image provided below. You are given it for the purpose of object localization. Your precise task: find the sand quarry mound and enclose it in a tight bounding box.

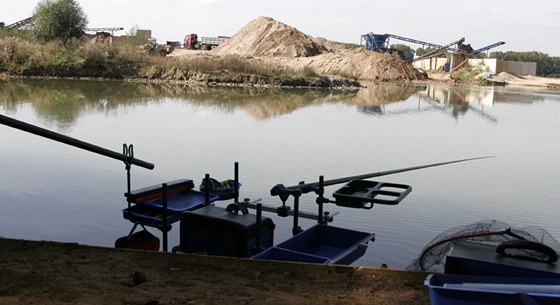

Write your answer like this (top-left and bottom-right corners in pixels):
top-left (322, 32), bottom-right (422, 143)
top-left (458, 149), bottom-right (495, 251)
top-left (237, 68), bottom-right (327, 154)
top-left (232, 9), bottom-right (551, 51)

top-left (208, 16), bottom-right (425, 82)
top-left (212, 16), bottom-right (327, 58)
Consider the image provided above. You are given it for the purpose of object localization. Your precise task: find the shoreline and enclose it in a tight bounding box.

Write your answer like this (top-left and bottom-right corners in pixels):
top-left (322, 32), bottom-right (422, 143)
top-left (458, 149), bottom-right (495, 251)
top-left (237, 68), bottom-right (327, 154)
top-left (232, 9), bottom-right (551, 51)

top-left (0, 237), bottom-right (429, 305)
top-left (3, 72), bottom-right (559, 91)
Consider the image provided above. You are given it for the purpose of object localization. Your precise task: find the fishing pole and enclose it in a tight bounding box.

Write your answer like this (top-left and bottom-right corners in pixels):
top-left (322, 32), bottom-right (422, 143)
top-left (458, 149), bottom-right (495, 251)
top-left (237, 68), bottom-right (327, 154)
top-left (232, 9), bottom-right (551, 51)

top-left (270, 156), bottom-right (494, 198)
top-left (0, 113), bottom-right (155, 170)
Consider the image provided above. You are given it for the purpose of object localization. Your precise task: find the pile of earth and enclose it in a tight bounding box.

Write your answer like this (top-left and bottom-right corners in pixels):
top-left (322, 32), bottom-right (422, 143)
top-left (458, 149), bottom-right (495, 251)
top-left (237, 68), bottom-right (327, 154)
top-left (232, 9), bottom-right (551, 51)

top-left (203, 16), bottom-right (426, 82)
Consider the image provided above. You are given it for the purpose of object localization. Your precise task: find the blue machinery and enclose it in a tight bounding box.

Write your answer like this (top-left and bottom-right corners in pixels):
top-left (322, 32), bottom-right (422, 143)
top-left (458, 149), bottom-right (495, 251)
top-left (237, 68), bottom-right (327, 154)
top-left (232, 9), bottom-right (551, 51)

top-left (360, 32), bottom-right (505, 61)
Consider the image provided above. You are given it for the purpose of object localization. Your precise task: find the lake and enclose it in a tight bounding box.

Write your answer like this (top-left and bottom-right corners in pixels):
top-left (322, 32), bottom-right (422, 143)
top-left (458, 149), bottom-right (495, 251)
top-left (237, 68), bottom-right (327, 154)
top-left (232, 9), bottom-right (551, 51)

top-left (1, 79), bottom-right (559, 269)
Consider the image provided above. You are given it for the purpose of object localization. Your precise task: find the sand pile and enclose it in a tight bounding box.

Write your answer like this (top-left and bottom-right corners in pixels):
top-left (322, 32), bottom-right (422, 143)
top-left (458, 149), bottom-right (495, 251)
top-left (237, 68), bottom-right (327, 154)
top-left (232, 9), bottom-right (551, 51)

top-left (212, 16), bottom-right (327, 58)
top-left (209, 16), bottom-right (426, 82)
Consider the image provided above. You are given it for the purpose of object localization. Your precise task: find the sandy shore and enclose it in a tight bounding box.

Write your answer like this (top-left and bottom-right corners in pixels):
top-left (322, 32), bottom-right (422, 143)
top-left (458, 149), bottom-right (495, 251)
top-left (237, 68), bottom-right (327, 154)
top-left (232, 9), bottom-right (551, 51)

top-left (0, 238), bottom-right (430, 305)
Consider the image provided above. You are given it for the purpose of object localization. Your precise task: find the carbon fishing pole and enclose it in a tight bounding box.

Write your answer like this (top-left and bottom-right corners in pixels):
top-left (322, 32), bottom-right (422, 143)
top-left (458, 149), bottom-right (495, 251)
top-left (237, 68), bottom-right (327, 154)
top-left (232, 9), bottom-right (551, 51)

top-left (270, 156), bottom-right (494, 197)
top-left (0, 113), bottom-right (155, 170)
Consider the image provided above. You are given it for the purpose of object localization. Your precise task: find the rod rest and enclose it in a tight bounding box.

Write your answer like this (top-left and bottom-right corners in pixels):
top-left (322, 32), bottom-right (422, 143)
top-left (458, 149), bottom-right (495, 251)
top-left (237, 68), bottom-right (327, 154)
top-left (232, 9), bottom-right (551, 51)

top-left (125, 179), bottom-right (194, 204)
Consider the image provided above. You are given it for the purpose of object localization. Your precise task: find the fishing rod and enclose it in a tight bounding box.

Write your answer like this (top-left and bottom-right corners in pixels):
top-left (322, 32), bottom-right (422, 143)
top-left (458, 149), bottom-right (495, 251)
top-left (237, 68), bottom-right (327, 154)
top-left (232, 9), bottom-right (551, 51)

top-left (270, 156), bottom-right (493, 199)
top-left (0, 113), bottom-right (155, 170)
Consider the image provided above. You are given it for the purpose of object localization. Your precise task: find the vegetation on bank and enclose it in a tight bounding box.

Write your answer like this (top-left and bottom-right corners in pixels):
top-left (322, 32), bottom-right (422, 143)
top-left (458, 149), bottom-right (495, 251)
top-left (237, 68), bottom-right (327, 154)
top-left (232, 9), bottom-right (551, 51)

top-left (0, 1), bottom-right (358, 88)
top-left (490, 51), bottom-right (560, 78)
top-left (0, 29), bottom-right (359, 87)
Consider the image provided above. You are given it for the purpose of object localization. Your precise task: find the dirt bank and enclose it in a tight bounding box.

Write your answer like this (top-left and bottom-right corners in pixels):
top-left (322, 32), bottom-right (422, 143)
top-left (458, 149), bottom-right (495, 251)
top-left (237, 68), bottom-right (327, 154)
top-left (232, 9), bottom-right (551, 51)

top-left (490, 72), bottom-right (560, 89)
top-left (0, 238), bottom-right (430, 305)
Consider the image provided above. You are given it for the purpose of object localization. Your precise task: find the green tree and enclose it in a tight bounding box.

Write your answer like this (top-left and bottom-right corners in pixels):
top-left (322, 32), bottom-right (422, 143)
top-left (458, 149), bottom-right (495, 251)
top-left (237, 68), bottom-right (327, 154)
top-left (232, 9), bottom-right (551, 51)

top-left (32, 0), bottom-right (88, 42)
top-left (389, 44), bottom-right (414, 61)
top-left (491, 51), bottom-right (560, 77)
top-left (415, 47), bottom-right (436, 56)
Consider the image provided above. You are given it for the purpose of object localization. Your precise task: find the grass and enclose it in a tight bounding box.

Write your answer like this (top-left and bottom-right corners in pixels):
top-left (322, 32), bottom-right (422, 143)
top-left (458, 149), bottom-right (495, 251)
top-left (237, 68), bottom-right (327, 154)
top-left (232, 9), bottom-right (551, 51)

top-left (0, 30), bottom-right (310, 81)
top-left (452, 64), bottom-right (489, 82)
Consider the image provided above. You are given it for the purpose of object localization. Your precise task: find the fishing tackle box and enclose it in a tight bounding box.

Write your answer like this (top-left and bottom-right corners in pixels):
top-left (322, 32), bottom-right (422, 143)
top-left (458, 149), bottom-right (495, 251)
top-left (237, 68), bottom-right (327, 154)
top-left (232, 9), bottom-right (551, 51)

top-left (445, 241), bottom-right (560, 278)
top-left (178, 205), bottom-right (275, 258)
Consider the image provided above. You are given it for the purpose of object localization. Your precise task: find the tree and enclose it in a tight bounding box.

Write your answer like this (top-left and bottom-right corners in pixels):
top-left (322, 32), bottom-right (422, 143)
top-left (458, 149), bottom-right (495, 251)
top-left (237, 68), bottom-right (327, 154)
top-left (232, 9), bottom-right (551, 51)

top-left (389, 44), bottom-right (414, 61)
top-left (32, 0), bottom-right (88, 42)
top-left (491, 51), bottom-right (560, 77)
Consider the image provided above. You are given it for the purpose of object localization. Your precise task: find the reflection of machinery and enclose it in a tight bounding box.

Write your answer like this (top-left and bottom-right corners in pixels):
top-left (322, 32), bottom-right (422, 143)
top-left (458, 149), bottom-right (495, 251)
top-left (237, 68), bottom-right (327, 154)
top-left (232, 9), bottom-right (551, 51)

top-left (358, 86), bottom-right (498, 123)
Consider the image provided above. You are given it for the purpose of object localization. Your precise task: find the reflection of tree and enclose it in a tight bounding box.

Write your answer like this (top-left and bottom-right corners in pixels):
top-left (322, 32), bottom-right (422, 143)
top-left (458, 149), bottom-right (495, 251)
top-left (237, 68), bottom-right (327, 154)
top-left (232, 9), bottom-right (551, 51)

top-left (0, 79), bottom-right (427, 128)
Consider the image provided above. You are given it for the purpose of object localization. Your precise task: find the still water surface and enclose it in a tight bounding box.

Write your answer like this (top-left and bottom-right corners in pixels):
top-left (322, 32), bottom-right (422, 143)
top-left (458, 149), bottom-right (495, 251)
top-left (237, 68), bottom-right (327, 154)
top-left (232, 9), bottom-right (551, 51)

top-left (1, 79), bottom-right (559, 268)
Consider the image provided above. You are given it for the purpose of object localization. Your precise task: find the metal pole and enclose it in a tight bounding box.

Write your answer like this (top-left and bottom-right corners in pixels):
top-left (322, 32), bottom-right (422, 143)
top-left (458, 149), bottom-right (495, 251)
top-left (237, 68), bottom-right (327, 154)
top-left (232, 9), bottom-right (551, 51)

top-left (204, 173), bottom-right (210, 205)
top-left (162, 183), bottom-right (168, 252)
top-left (0, 114), bottom-right (154, 170)
top-left (234, 162), bottom-right (239, 203)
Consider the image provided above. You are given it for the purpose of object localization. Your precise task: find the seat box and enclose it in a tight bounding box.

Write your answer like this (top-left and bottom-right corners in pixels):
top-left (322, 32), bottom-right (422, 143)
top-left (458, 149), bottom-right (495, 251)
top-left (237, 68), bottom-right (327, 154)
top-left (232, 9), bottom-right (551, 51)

top-left (179, 205), bottom-right (274, 258)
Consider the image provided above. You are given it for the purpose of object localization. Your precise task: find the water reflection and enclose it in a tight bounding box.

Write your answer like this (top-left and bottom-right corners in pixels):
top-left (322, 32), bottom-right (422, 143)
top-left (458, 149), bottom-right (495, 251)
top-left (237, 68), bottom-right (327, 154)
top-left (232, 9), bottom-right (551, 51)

top-left (416, 85), bottom-right (498, 122)
top-left (1, 79), bottom-right (554, 129)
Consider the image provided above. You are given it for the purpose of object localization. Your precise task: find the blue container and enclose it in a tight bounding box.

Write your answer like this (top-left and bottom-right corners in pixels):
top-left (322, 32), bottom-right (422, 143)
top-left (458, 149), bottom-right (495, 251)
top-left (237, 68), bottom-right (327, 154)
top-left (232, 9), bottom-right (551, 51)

top-left (425, 274), bottom-right (560, 305)
top-left (252, 224), bottom-right (375, 265)
top-left (253, 247), bottom-right (329, 264)
top-left (123, 190), bottom-right (218, 227)
top-left (143, 190), bottom-right (218, 213)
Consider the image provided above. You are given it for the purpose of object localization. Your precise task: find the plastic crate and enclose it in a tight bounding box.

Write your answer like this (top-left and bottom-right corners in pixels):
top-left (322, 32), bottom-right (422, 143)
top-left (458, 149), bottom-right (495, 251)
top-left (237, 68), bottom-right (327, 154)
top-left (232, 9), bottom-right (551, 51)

top-left (425, 274), bottom-right (560, 305)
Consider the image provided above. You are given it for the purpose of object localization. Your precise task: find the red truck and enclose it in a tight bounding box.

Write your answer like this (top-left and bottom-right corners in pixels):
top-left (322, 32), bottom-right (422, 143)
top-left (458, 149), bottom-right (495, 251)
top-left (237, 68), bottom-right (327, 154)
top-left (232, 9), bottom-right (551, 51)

top-left (183, 34), bottom-right (229, 50)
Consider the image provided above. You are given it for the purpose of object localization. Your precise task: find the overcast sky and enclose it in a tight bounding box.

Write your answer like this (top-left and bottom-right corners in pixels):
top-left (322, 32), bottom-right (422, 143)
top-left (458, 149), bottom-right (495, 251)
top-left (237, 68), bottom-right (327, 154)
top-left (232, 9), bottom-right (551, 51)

top-left (2, 0), bottom-right (559, 56)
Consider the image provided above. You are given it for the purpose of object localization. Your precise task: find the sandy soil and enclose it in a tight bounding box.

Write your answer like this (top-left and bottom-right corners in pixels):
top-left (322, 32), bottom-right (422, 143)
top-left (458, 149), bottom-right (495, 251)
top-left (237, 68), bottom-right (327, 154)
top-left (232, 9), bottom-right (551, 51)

top-left (0, 238), bottom-right (430, 305)
top-left (491, 72), bottom-right (560, 89)
top-left (168, 16), bottom-right (425, 83)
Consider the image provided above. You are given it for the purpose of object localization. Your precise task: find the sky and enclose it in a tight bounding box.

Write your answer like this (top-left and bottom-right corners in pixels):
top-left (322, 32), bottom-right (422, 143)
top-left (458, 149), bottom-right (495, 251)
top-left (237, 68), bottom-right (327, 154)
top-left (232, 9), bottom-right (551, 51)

top-left (2, 0), bottom-right (559, 56)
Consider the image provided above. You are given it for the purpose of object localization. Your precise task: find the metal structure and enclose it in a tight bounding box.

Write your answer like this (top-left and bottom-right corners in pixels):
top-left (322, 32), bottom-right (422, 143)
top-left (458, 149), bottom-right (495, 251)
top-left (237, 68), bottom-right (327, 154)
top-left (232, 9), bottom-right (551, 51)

top-left (4, 17), bottom-right (33, 29)
top-left (413, 37), bottom-right (466, 62)
top-left (361, 32), bottom-right (505, 61)
top-left (361, 33), bottom-right (466, 61)
top-left (472, 41), bottom-right (506, 55)
top-left (85, 27), bottom-right (124, 35)
top-left (361, 33), bottom-right (461, 52)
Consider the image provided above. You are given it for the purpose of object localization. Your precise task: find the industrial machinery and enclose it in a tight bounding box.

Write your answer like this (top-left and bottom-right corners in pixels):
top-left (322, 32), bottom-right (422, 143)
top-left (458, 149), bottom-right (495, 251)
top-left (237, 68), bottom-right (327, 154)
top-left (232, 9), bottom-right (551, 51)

top-left (2, 17), bottom-right (34, 29)
top-left (361, 32), bottom-right (504, 61)
top-left (84, 27), bottom-right (124, 35)
top-left (183, 33), bottom-right (229, 50)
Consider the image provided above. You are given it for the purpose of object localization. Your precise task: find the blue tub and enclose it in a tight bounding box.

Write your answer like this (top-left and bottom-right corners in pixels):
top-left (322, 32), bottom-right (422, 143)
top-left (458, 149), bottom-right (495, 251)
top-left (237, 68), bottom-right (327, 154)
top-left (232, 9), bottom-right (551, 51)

top-left (252, 224), bottom-right (375, 265)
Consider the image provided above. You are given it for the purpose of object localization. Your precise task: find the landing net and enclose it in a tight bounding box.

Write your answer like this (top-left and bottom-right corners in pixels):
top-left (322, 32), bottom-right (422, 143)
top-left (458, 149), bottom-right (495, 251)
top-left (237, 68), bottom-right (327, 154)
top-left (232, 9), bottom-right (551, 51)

top-left (406, 219), bottom-right (560, 272)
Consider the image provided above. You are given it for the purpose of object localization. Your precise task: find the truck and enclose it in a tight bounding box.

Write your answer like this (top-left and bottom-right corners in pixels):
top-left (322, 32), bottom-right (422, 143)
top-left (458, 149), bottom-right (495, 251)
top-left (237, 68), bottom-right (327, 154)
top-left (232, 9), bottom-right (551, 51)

top-left (183, 34), bottom-right (229, 50)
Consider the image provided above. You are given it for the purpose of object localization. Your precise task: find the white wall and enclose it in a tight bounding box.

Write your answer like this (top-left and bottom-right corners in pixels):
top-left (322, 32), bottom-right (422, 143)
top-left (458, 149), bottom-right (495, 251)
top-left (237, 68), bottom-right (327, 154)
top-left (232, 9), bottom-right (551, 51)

top-left (414, 57), bottom-right (537, 76)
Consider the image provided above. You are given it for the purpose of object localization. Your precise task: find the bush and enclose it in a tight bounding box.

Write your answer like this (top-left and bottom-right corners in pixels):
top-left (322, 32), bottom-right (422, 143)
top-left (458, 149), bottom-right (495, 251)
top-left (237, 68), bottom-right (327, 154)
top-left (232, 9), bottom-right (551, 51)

top-left (32, 0), bottom-right (88, 42)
